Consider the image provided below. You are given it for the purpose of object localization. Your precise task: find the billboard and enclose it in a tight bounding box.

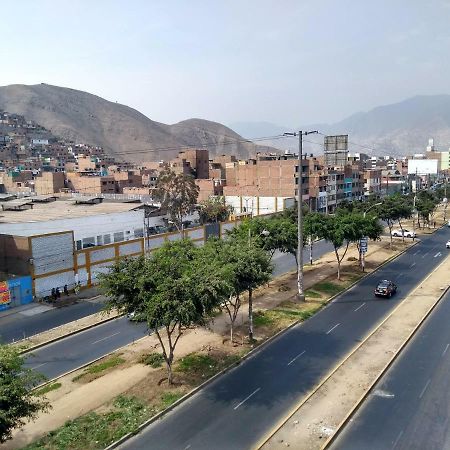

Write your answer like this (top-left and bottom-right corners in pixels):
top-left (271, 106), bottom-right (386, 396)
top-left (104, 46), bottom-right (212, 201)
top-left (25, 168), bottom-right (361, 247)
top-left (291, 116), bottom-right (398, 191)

top-left (324, 135), bottom-right (348, 167)
top-left (407, 159), bottom-right (438, 175)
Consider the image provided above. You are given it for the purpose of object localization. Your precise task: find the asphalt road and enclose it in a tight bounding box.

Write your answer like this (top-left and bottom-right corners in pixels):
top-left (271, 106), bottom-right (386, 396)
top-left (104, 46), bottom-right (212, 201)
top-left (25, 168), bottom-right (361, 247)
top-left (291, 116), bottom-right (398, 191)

top-left (0, 300), bottom-right (104, 344)
top-left (0, 241), bottom-right (331, 345)
top-left (330, 289), bottom-right (450, 450)
top-left (23, 317), bottom-right (148, 381)
top-left (119, 228), bottom-right (450, 450)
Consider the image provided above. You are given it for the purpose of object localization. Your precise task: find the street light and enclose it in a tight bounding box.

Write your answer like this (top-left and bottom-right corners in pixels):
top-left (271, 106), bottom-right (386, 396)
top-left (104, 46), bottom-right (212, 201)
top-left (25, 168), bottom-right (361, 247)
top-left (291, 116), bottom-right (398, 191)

top-left (283, 130), bottom-right (318, 301)
top-left (363, 202), bottom-right (382, 218)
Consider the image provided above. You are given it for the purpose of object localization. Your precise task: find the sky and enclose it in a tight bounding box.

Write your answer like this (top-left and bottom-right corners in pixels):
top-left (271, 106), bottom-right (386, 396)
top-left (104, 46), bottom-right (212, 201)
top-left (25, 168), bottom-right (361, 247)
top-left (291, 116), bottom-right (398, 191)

top-left (1, 0), bottom-right (450, 128)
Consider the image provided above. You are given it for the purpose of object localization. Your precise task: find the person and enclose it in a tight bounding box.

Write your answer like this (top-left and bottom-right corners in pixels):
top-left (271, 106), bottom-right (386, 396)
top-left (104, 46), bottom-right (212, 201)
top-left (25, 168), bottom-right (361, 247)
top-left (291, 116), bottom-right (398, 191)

top-left (51, 288), bottom-right (57, 302)
top-left (56, 287), bottom-right (61, 299)
top-left (64, 285), bottom-right (69, 296)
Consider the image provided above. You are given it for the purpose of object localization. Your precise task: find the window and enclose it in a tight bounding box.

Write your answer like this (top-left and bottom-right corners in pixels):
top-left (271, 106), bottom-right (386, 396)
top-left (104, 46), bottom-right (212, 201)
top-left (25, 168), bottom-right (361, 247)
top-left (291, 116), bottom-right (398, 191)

top-left (113, 232), bottom-right (124, 242)
top-left (104, 234), bottom-right (111, 244)
top-left (76, 240), bottom-right (82, 250)
top-left (82, 237), bottom-right (96, 248)
top-left (134, 228), bottom-right (144, 238)
top-left (96, 235), bottom-right (103, 246)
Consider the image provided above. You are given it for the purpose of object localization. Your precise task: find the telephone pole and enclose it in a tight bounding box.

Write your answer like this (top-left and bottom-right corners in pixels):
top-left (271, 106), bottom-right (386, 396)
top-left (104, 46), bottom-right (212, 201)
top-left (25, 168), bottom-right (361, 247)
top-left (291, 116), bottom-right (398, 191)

top-left (284, 130), bottom-right (318, 301)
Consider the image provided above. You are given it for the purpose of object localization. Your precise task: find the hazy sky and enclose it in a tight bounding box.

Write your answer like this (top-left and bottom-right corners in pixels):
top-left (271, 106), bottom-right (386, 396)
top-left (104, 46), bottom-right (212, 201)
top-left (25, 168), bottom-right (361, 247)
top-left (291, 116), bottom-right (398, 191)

top-left (1, 0), bottom-right (450, 128)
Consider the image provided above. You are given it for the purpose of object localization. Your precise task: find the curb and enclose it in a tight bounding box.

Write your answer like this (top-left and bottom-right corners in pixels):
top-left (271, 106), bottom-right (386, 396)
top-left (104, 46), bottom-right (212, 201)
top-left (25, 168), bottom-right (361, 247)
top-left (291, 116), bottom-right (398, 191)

top-left (32, 334), bottom-right (148, 392)
top-left (20, 313), bottom-right (122, 355)
top-left (104, 241), bottom-right (417, 450)
top-left (321, 272), bottom-right (450, 448)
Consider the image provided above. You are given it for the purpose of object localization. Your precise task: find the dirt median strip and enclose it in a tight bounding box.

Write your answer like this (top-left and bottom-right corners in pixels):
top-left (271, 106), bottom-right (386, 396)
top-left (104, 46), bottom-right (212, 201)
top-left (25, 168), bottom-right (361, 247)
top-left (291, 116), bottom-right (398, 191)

top-left (259, 253), bottom-right (450, 450)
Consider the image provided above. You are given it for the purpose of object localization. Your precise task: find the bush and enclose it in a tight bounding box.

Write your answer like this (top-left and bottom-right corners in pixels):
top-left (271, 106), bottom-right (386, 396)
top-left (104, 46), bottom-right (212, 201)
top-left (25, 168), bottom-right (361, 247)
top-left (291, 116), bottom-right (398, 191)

top-left (139, 353), bottom-right (164, 368)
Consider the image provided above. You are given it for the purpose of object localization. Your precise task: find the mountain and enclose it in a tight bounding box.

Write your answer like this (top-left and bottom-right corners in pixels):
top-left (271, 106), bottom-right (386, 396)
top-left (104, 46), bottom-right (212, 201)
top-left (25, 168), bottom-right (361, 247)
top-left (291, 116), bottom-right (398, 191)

top-left (233, 95), bottom-right (450, 157)
top-left (0, 84), bottom-right (275, 163)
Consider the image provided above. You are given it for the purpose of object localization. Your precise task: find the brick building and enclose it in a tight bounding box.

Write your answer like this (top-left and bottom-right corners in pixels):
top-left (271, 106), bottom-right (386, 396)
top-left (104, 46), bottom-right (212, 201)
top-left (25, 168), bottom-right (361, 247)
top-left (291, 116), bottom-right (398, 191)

top-left (35, 171), bottom-right (65, 195)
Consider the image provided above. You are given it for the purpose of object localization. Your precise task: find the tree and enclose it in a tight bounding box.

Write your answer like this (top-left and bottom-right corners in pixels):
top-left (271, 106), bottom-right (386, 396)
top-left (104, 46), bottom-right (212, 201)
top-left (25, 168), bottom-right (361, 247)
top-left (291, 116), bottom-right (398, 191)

top-left (100, 240), bottom-right (227, 384)
top-left (416, 191), bottom-right (439, 228)
top-left (153, 168), bottom-right (199, 231)
top-left (378, 194), bottom-right (412, 245)
top-left (304, 212), bottom-right (327, 265)
top-left (0, 345), bottom-right (49, 443)
top-left (198, 197), bottom-right (233, 224)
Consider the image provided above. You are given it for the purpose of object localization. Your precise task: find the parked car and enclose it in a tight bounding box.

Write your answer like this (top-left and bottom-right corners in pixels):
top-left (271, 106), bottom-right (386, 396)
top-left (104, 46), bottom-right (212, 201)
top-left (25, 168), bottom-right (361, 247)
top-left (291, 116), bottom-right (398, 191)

top-left (446, 240), bottom-right (450, 249)
top-left (392, 229), bottom-right (416, 238)
top-left (374, 280), bottom-right (398, 298)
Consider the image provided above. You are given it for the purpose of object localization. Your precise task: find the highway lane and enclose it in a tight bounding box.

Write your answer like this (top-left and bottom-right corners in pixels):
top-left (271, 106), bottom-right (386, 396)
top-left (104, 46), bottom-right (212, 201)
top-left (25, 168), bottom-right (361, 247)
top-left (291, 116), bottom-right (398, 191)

top-left (330, 290), bottom-right (450, 450)
top-left (24, 317), bottom-right (147, 381)
top-left (0, 299), bottom-right (104, 344)
top-left (119, 228), bottom-right (450, 450)
top-left (0, 241), bottom-right (331, 345)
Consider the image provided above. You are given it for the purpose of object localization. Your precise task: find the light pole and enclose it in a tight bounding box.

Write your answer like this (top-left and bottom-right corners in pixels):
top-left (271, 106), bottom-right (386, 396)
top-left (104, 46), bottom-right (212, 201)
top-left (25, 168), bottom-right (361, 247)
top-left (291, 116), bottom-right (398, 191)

top-left (283, 130), bottom-right (318, 301)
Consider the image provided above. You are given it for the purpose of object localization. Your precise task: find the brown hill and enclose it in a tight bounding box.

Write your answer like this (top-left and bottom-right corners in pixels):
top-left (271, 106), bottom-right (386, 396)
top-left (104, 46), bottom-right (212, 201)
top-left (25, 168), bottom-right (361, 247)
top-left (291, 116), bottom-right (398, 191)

top-left (0, 84), bottom-right (275, 163)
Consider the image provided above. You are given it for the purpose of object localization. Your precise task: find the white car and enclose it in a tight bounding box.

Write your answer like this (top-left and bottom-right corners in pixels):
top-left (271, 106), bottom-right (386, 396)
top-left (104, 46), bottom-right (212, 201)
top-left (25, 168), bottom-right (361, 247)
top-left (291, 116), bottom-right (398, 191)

top-left (392, 229), bottom-right (416, 238)
top-left (446, 240), bottom-right (450, 249)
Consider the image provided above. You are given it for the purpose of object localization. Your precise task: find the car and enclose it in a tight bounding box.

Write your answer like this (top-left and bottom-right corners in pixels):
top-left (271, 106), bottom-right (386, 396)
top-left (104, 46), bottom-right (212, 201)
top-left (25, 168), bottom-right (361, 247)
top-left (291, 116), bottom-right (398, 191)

top-left (374, 280), bottom-right (397, 298)
top-left (392, 229), bottom-right (416, 238)
top-left (446, 240), bottom-right (450, 249)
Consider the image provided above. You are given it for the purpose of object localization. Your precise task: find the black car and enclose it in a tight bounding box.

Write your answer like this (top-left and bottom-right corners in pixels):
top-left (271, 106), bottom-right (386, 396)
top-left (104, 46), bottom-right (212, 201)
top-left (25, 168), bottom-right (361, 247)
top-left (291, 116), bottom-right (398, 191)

top-left (374, 280), bottom-right (397, 298)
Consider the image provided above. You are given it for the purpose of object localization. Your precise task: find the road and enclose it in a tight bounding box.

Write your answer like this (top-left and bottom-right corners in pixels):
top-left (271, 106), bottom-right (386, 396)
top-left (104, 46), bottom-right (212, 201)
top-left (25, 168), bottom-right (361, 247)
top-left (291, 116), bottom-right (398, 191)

top-left (119, 229), bottom-right (450, 450)
top-left (0, 241), bottom-right (331, 345)
top-left (24, 317), bottom-right (147, 381)
top-left (329, 289), bottom-right (450, 450)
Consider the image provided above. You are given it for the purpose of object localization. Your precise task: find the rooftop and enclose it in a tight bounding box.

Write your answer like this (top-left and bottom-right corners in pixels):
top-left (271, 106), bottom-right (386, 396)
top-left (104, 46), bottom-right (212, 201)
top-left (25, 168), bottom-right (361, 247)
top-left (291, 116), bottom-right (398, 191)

top-left (0, 198), bottom-right (144, 224)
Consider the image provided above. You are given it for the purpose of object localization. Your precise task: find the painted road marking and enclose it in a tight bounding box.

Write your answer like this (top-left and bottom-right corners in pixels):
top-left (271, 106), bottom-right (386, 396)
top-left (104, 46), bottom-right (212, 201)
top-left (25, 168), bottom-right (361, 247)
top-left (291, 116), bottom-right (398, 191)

top-left (184, 445), bottom-right (191, 450)
top-left (354, 303), bottom-right (366, 312)
top-left (287, 350), bottom-right (306, 366)
top-left (422, 252), bottom-right (429, 258)
top-left (419, 379), bottom-right (431, 399)
top-left (413, 250), bottom-right (420, 256)
top-left (396, 273), bottom-right (403, 280)
top-left (30, 362), bottom-right (47, 370)
top-left (410, 262), bottom-right (416, 268)
top-left (91, 332), bottom-right (120, 345)
top-left (326, 323), bottom-right (340, 335)
top-left (434, 252), bottom-right (442, 258)
top-left (443, 344), bottom-right (450, 356)
top-left (393, 430), bottom-right (404, 449)
top-left (234, 387), bottom-right (261, 410)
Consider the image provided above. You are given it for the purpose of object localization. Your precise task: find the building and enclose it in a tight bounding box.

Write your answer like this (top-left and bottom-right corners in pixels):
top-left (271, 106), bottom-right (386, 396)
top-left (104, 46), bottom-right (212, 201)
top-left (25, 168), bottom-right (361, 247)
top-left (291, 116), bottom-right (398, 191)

top-left (363, 169), bottom-right (382, 197)
top-left (35, 171), bottom-right (65, 194)
top-left (324, 135), bottom-right (349, 168)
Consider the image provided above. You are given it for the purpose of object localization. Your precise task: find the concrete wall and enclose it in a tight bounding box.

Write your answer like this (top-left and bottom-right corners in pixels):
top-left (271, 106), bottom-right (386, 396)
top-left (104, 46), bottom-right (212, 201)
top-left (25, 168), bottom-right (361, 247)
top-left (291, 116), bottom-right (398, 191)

top-left (0, 234), bottom-right (31, 276)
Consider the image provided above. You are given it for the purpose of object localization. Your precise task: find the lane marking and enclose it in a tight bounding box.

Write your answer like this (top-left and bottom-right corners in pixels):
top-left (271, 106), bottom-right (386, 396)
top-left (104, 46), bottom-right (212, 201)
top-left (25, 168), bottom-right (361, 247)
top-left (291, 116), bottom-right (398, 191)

top-left (422, 252), bottom-right (429, 258)
top-left (392, 429), bottom-right (404, 449)
top-left (434, 252), bottom-right (442, 258)
top-left (443, 344), bottom-right (450, 356)
top-left (395, 273), bottom-right (403, 280)
top-left (326, 323), bottom-right (340, 335)
top-left (419, 379), bottom-right (431, 399)
top-left (184, 445), bottom-right (191, 450)
top-left (234, 387), bottom-right (261, 410)
top-left (354, 303), bottom-right (366, 312)
top-left (30, 362), bottom-right (47, 370)
top-left (91, 332), bottom-right (120, 345)
top-left (287, 350), bottom-right (306, 366)
top-left (413, 250), bottom-right (420, 256)
top-left (410, 262), bottom-right (416, 268)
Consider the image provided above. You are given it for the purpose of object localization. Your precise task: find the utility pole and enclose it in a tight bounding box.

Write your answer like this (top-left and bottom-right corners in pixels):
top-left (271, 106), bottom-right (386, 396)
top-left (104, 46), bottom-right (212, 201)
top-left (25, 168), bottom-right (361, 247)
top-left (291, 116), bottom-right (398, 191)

top-left (284, 130), bottom-right (318, 301)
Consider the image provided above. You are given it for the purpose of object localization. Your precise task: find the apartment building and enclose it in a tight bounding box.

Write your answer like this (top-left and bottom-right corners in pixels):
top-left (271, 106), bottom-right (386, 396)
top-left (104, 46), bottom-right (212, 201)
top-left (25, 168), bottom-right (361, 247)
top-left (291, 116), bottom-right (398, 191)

top-left (35, 171), bottom-right (65, 195)
top-left (363, 169), bottom-right (382, 197)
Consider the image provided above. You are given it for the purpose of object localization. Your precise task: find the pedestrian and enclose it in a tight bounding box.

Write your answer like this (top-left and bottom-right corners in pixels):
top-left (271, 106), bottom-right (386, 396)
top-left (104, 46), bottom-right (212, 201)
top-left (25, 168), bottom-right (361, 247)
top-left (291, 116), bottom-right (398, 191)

top-left (434, 221), bottom-right (436, 228)
top-left (56, 287), bottom-right (61, 299)
top-left (51, 288), bottom-right (56, 302)
top-left (64, 285), bottom-right (69, 296)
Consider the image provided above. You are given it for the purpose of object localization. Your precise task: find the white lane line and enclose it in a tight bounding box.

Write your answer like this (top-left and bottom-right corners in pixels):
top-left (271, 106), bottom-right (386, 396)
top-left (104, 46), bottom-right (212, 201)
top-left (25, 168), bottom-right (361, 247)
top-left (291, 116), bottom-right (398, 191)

top-left (410, 262), bottom-right (416, 268)
top-left (422, 252), bottom-right (429, 258)
top-left (413, 250), bottom-right (420, 256)
top-left (91, 332), bottom-right (120, 345)
top-left (392, 429), bottom-right (404, 449)
top-left (326, 323), bottom-right (340, 335)
top-left (443, 344), bottom-right (450, 356)
top-left (354, 302), bottom-right (366, 312)
top-left (287, 350), bottom-right (306, 366)
top-left (30, 362), bottom-right (47, 370)
top-left (434, 252), bottom-right (442, 258)
top-left (184, 445), bottom-right (191, 450)
top-left (419, 379), bottom-right (431, 399)
top-left (234, 387), bottom-right (261, 410)
top-left (395, 273), bottom-right (403, 280)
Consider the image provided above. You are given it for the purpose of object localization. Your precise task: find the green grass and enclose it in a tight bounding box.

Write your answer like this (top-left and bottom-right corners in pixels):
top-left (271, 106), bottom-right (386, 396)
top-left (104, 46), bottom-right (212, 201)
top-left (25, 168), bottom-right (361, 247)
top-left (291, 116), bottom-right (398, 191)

top-left (139, 353), bottom-right (164, 368)
top-left (23, 396), bottom-right (152, 450)
top-left (313, 281), bottom-right (343, 296)
top-left (72, 355), bottom-right (125, 382)
top-left (253, 311), bottom-right (275, 327)
top-left (305, 289), bottom-right (322, 299)
top-left (177, 352), bottom-right (240, 379)
top-left (160, 391), bottom-right (184, 408)
top-left (34, 382), bottom-right (62, 397)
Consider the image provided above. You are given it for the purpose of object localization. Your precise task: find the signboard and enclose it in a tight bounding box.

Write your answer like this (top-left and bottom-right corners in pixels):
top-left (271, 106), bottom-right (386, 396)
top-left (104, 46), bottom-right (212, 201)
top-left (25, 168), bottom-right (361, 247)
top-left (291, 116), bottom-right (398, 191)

top-left (324, 135), bottom-right (349, 167)
top-left (359, 237), bottom-right (368, 254)
top-left (0, 281), bottom-right (11, 306)
top-left (407, 159), bottom-right (438, 175)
